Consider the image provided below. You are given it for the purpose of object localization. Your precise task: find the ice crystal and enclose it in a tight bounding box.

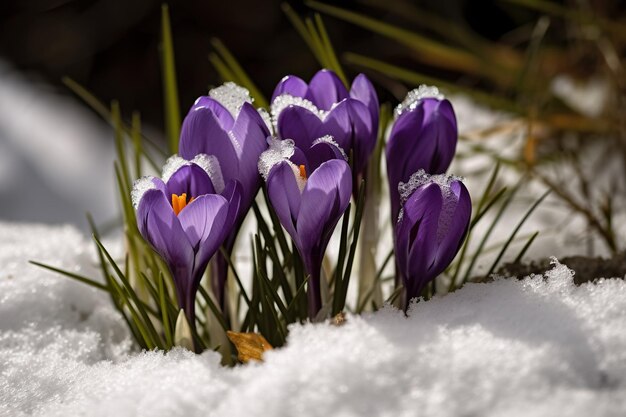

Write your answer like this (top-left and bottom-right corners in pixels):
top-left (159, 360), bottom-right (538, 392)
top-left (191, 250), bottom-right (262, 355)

top-left (394, 85), bottom-right (445, 118)
top-left (208, 82), bottom-right (253, 118)
top-left (258, 137), bottom-right (295, 181)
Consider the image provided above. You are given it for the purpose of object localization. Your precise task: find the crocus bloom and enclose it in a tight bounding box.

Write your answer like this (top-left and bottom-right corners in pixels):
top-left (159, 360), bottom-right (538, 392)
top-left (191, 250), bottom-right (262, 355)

top-left (386, 85), bottom-right (458, 224)
top-left (132, 154), bottom-right (241, 324)
top-left (178, 82), bottom-right (270, 309)
top-left (259, 138), bottom-right (352, 319)
top-left (271, 69), bottom-right (379, 186)
top-left (395, 170), bottom-right (471, 307)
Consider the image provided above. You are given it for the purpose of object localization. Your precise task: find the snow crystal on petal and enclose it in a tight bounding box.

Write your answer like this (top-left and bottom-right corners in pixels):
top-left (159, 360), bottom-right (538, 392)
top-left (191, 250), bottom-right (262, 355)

top-left (191, 154), bottom-right (225, 194)
top-left (270, 94), bottom-right (327, 131)
top-left (208, 82), bottom-right (253, 118)
top-left (397, 169), bottom-right (464, 240)
top-left (131, 176), bottom-right (157, 209)
top-left (257, 107), bottom-right (273, 135)
top-left (161, 154), bottom-right (225, 193)
top-left (161, 155), bottom-right (187, 182)
top-left (312, 135), bottom-right (348, 160)
top-left (258, 137), bottom-right (296, 181)
top-left (394, 85), bottom-right (445, 118)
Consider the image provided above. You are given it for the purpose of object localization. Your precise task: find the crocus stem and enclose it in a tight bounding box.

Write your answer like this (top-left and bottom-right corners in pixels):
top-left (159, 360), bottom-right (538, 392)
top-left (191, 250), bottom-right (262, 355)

top-left (306, 261), bottom-right (322, 320)
top-left (211, 231), bottom-right (238, 314)
top-left (211, 251), bottom-right (230, 311)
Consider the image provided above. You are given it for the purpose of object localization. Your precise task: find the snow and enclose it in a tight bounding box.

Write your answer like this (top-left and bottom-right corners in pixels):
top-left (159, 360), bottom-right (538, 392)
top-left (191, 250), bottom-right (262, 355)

top-left (0, 62), bottom-right (117, 227)
top-left (2, 222), bottom-right (626, 416)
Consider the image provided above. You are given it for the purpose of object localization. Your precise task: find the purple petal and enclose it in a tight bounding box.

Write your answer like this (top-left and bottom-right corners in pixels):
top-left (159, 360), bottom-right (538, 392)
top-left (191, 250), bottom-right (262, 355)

top-left (395, 184), bottom-right (443, 299)
top-left (230, 102), bottom-right (270, 212)
top-left (288, 145), bottom-right (309, 171)
top-left (165, 164), bottom-right (215, 198)
top-left (266, 161), bottom-right (302, 241)
top-left (178, 194), bottom-right (229, 265)
top-left (307, 139), bottom-right (346, 172)
top-left (430, 181), bottom-right (471, 274)
top-left (271, 75), bottom-right (309, 102)
top-left (190, 96), bottom-right (235, 131)
top-left (305, 70), bottom-right (349, 111)
top-left (296, 159), bottom-right (351, 258)
top-left (220, 180), bottom-right (243, 239)
top-left (179, 107), bottom-right (239, 183)
top-left (277, 105), bottom-right (322, 152)
top-left (350, 73), bottom-right (379, 129)
top-left (386, 108), bottom-right (429, 221)
top-left (320, 99), bottom-right (375, 174)
top-left (136, 188), bottom-right (194, 275)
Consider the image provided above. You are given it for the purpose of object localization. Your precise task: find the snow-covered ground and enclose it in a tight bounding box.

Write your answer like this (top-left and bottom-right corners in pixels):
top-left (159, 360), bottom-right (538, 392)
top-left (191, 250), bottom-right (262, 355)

top-left (2, 66), bottom-right (626, 416)
top-left (2, 222), bottom-right (626, 417)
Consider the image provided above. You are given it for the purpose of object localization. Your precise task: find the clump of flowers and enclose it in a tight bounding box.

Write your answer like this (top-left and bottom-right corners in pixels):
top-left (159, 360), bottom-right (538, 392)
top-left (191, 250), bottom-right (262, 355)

top-left (38, 68), bottom-right (475, 357)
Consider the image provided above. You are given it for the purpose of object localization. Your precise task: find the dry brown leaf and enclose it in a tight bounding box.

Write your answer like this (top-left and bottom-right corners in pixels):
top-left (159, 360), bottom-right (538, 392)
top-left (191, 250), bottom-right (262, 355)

top-left (331, 312), bottom-right (347, 326)
top-left (227, 331), bottom-right (273, 363)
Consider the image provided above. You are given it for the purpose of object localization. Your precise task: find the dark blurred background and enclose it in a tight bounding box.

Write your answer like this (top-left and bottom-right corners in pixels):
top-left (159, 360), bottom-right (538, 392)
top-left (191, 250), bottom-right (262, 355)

top-left (0, 0), bottom-right (624, 134)
top-left (0, 0), bottom-right (541, 129)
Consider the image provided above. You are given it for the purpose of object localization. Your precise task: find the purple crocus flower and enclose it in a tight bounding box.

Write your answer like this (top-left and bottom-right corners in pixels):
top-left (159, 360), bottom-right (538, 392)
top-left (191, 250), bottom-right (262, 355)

top-left (178, 82), bottom-right (270, 309)
top-left (386, 85), bottom-right (458, 224)
top-left (259, 138), bottom-right (352, 319)
top-left (395, 170), bottom-right (471, 307)
top-left (132, 154), bottom-right (241, 324)
top-left (271, 69), bottom-right (379, 187)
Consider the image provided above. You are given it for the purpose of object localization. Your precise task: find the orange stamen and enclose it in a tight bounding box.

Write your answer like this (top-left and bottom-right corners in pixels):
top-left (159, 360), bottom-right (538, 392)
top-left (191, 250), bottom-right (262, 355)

top-left (299, 164), bottom-right (307, 179)
top-left (171, 193), bottom-right (193, 216)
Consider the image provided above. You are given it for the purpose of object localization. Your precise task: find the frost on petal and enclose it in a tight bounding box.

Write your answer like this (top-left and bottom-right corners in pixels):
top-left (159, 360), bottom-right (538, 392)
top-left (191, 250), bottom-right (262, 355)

top-left (161, 155), bottom-right (188, 182)
top-left (394, 85), bottom-right (445, 119)
top-left (191, 154), bottom-right (225, 194)
top-left (131, 176), bottom-right (157, 209)
top-left (311, 135), bottom-right (348, 160)
top-left (257, 108), bottom-right (274, 135)
top-left (208, 82), bottom-right (253, 118)
top-left (258, 137), bottom-right (296, 181)
top-left (161, 154), bottom-right (225, 194)
top-left (270, 94), bottom-right (328, 131)
top-left (397, 169), bottom-right (463, 232)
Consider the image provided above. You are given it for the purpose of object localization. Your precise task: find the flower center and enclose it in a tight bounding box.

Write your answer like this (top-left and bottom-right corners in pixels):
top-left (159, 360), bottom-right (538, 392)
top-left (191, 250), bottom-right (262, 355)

top-left (171, 193), bottom-right (195, 216)
top-left (299, 164), bottom-right (307, 179)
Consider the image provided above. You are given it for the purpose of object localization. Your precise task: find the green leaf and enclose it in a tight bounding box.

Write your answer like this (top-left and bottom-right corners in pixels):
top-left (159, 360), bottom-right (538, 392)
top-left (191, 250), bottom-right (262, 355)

top-left (160, 4), bottom-right (181, 154)
top-left (484, 190), bottom-right (549, 278)
top-left (210, 38), bottom-right (269, 108)
top-left (343, 53), bottom-right (522, 112)
top-left (307, 1), bottom-right (512, 84)
top-left (28, 261), bottom-right (108, 292)
top-left (513, 231), bottom-right (540, 264)
top-left (333, 180), bottom-right (366, 315)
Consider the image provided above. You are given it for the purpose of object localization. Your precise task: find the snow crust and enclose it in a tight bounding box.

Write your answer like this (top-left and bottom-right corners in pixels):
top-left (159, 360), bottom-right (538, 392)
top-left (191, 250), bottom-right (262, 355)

top-left (2, 223), bottom-right (626, 417)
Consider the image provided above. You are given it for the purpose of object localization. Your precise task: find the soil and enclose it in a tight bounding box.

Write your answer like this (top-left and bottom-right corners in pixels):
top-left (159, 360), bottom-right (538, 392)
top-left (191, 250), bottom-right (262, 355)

top-left (486, 252), bottom-right (626, 285)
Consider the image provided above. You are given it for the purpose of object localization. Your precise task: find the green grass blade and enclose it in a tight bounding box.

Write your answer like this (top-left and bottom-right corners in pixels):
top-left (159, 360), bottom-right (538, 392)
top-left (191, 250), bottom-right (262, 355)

top-left (513, 231), bottom-right (540, 264)
top-left (344, 53), bottom-right (522, 112)
top-left (484, 190), bottom-right (549, 278)
top-left (356, 248), bottom-right (393, 313)
top-left (461, 185), bottom-right (520, 283)
top-left (314, 14), bottom-right (348, 85)
top-left (157, 271), bottom-right (173, 347)
top-left (29, 261), bottom-right (108, 291)
top-left (210, 38), bottom-right (268, 108)
top-left (307, 1), bottom-right (510, 83)
top-left (160, 4), bottom-right (181, 154)
top-left (131, 111), bottom-right (143, 178)
top-left (93, 235), bottom-right (164, 348)
top-left (334, 180), bottom-right (366, 315)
